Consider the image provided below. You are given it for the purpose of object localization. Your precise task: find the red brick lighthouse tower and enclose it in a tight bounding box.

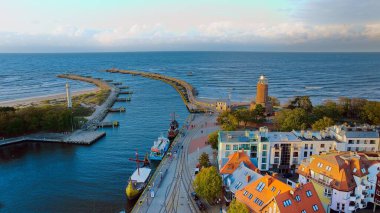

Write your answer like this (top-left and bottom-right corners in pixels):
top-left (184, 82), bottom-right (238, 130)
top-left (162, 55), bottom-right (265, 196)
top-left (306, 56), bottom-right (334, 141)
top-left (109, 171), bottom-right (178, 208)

top-left (250, 75), bottom-right (273, 114)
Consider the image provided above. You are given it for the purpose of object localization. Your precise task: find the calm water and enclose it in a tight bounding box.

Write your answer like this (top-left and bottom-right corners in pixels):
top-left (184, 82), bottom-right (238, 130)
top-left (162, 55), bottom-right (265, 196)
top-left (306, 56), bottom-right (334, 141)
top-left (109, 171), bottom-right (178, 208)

top-left (1, 52), bottom-right (379, 103)
top-left (0, 52), bottom-right (379, 212)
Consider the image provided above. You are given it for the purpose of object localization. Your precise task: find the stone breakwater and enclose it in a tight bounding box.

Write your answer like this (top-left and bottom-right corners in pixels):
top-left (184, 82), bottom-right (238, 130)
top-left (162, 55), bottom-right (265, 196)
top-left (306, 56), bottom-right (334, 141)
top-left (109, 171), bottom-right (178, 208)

top-left (106, 69), bottom-right (216, 113)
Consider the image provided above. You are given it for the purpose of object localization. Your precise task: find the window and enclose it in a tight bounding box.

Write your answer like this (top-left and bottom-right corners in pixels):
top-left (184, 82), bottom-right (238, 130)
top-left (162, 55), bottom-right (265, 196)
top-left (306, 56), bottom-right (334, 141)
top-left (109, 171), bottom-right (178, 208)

top-left (306, 190), bottom-right (312, 197)
top-left (310, 151), bottom-right (313, 156)
top-left (361, 168), bottom-right (366, 173)
top-left (348, 147), bottom-right (351, 151)
top-left (301, 210), bottom-right (306, 213)
top-left (348, 140), bottom-right (353, 144)
top-left (263, 144), bottom-right (267, 150)
top-left (275, 152), bottom-right (280, 157)
top-left (312, 204), bottom-right (319, 211)
top-left (261, 164), bottom-right (267, 170)
top-left (283, 199), bottom-right (292, 207)
top-left (262, 151), bottom-right (267, 156)
top-left (341, 203), bottom-right (345, 211)
top-left (233, 145), bottom-right (238, 150)
top-left (317, 163), bottom-right (323, 168)
top-left (243, 190), bottom-right (248, 196)
top-left (274, 144), bottom-right (279, 149)
top-left (248, 193), bottom-right (253, 199)
top-left (271, 186), bottom-right (276, 192)
top-left (295, 195), bottom-right (301, 202)
top-left (310, 144), bottom-right (314, 149)
top-left (326, 166), bottom-right (332, 171)
top-left (293, 152), bottom-right (299, 157)
top-left (254, 198), bottom-right (264, 206)
top-left (256, 182), bottom-right (265, 192)
top-left (320, 144), bottom-right (325, 148)
top-left (370, 140), bottom-right (375, 144)
top-left (337, 203), bottom-right (340, 210)
top-left (262, 158), bottom-right (267, 163)
top-left (305, 144), bottom-right (308, 149)
top-left (226, 145), bottom-right (231, 150)
top-left (304, 151), bottom-right (308, 157)
top-left (353, 168), bottom-right (357, 173)
top-left (235, 182), bottom-right (242, 189)
top-left (274, 158), bottom-right (279, 164)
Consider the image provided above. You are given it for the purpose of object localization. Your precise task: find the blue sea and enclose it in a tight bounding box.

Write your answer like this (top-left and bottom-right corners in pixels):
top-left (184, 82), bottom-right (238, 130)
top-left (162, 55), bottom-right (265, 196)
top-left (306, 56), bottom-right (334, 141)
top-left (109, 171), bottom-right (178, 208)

top-left (0, 52), bottom-right (379, 212)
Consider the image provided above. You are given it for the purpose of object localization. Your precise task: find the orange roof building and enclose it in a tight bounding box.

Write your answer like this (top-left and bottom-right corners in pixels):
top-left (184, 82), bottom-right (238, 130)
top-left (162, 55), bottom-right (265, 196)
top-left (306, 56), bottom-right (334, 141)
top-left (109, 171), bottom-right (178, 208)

top-left (220, 150), bottom-right (259, 175)
top-left (235, 175), bottom-right (325, 213)
top-left (297, 151), bottom-right (380, 212)
top-left (221, 151), bottom-right (262, 203)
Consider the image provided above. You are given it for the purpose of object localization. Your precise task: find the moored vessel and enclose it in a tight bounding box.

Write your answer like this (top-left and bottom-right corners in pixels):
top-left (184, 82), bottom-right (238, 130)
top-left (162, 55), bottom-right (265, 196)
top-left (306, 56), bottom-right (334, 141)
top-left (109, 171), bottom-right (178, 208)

top-left (168, 113), bottom-right (179, 141)
top-left (149, 135), bottom-right (170, 161)
top-left (126, 152), bottom-right (151, 200)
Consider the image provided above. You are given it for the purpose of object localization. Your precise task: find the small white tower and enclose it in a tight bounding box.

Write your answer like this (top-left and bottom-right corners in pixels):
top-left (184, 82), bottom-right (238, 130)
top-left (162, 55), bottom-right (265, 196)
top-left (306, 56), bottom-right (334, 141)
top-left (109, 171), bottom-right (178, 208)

top-left (65, 82), bottom-right (72, 108)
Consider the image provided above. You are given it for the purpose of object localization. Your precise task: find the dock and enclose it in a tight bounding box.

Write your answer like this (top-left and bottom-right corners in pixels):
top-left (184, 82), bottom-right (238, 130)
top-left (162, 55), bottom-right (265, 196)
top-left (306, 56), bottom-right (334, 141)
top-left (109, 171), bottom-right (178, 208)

top-left (118, 86), bottom-right (129, 89)
top-left (0, 131), bottom-right (106, 147)
top-left (116, 97), bottom-right (131, 102)
top-left (119, 91), bottom-right (133, 94)
top-left (97, 121), bottom-right (119, 128)
top-left (106, 69), bottom-right (215, 113)
top-left (108, 107), bottom-right (126, 112)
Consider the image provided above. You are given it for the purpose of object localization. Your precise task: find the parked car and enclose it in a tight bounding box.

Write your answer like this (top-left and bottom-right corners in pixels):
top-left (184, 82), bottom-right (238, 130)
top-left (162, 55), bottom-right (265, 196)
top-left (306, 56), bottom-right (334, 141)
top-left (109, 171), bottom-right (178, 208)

top-left (196, 200), bottom-right (207, 211)
top-left (191, 192), bottom-right (199, 201)
top-left (282, 173), bottom-right (293, 178)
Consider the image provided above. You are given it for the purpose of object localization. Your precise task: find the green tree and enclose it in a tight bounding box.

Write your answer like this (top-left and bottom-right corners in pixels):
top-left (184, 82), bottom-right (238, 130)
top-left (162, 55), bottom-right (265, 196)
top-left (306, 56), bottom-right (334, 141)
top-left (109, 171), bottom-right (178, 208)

top-left (228, 199), bottom-right (249, 213)
top-left (269, 96), bottom-right (280, 107)
top-left (199, 152), bottom-right (210, 168)
top-left (233, 108), bottom-right (249, 126)
top-left (251, 104), bottom-right (265, 123)
top-left (360, 101), bottom-right (380, 125)
top-left (217, 111), bottom-right (238, 131)
top-left (312, 117), bottom-right (334, 131)
top-left (193, 166), bottom-right (222, 203)
top-left (274, 108), bottom-right (309, 131)
top-left (287, 96), bottom-right (313, 112)
top-left (208, 131), bottom-right (219, 150)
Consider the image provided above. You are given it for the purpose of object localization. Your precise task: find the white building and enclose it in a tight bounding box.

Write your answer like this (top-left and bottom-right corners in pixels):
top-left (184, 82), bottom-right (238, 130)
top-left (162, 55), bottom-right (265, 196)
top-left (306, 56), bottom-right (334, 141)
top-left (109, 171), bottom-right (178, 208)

top-left (218, 127), bottom-right (336, 173)
top-left (328, 125), bottom-right (379, 152)
top-left (297, 152), bottom-right (380, 212)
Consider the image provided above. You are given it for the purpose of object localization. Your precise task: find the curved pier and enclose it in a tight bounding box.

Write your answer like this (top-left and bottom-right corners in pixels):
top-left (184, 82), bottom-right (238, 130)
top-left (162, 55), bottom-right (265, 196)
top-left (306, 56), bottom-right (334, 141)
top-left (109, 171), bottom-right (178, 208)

top-left (106, 69), bottom-right (215, 113)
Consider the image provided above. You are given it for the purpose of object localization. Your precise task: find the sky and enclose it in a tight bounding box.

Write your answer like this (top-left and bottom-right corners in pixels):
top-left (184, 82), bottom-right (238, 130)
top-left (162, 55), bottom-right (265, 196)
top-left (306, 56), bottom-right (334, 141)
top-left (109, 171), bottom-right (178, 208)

top-left (0, 0), bottom-right (379, 52)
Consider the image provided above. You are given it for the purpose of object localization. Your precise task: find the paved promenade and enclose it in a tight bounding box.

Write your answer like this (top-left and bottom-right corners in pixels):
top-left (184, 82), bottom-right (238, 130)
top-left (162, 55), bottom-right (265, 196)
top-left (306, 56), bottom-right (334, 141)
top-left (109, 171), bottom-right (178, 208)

top-left (132, 113), bottom-right (219, 213)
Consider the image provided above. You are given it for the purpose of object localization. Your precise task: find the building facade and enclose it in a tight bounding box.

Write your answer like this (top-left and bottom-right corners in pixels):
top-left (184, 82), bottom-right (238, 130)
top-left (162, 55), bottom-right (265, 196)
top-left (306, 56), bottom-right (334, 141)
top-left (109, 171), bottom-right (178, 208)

top-left (297, 152), bottom-right (380, 212)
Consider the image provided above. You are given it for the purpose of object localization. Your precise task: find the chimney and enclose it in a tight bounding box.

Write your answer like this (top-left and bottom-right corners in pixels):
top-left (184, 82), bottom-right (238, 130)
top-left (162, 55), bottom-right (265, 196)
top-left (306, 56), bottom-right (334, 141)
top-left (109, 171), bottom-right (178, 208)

top-left (246, 175), bottom-right (251, 182)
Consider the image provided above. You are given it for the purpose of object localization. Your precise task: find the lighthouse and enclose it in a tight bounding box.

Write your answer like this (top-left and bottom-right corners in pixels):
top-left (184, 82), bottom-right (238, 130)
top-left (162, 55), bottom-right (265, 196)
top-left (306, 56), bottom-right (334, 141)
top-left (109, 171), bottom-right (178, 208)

top-left (65, 82), bottom-right (72, 108)
top-left (256, 75), bottom-right (268, 105)
top-left (250, 75), bottom-right (272, 114)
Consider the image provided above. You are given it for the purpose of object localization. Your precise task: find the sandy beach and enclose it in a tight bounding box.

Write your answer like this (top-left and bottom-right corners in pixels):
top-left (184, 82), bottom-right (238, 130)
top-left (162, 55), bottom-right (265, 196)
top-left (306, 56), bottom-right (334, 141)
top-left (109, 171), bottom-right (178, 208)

top-left (0, 88), bottom-right (99, 108)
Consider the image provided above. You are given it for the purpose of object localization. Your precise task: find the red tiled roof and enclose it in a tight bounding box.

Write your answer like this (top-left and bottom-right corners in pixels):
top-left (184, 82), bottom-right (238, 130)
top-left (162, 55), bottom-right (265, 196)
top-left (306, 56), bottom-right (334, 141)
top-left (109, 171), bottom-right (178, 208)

top-left (275, 182), bottom-right (325, 213)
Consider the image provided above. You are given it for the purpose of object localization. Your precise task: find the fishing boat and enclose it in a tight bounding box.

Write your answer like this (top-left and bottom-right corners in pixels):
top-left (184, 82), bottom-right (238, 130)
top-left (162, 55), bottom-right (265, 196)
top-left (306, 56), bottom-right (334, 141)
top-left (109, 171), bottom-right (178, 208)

top-left (167, 113), bottom-right (179, 141)
top-left (149, 135), bottom-right (170, 161)
top-left (126, 152), bottom-right (151, 200)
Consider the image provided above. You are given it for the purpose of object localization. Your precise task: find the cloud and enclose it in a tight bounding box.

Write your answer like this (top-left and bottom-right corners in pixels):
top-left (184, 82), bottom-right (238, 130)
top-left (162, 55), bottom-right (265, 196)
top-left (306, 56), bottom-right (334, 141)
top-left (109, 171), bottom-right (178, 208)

top-left (1, 21), bottom-right (380, 52)
top-left (291, 0), bottom-right (380, 24)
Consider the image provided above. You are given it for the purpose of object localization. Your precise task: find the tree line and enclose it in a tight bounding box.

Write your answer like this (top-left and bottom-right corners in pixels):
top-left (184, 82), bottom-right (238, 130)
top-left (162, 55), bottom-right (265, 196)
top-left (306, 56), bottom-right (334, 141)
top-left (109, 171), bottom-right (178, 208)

top-left (275, 96), bottom-right (380, 131)
top-left (217, 104), bottom-right (266, 131)
top-left (0, 105), bottom-right (89, 137)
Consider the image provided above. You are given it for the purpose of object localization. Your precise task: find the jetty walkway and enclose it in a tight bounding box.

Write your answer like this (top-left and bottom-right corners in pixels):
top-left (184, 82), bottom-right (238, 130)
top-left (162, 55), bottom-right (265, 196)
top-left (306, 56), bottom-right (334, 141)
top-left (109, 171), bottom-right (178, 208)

top-left (106, 69), bottom-right (216, 113)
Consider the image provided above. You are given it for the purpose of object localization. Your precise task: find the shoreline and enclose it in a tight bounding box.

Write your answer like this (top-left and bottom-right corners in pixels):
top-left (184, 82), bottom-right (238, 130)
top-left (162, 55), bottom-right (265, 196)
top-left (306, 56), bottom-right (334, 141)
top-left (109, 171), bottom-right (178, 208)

top-left (0, 88), bottom-right (99, 108)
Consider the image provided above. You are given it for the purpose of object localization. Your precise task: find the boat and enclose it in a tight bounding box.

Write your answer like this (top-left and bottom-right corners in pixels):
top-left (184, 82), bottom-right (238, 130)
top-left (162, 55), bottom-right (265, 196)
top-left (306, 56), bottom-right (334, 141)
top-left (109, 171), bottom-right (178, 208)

top-left (149, 135), bottom-right (170, 161)
top-left (126, 152), bottom-right (151, 200)
top-left (168, 113), bottom-right (179, 141)
top-left (187, 71), bottom-right (193, 76)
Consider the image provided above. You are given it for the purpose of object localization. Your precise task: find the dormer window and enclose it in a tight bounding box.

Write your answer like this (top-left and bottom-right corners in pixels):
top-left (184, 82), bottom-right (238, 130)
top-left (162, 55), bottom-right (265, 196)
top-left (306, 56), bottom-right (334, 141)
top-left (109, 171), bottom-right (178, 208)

top-left (295, 195), bottom-right (301, 202)
top-left (306, 190), bottom-right (312, 197)
top-left (283, 199), bottom-right (292, 207)
top-left (256, 182), bottom-right (265, 192)
top-left (361, 168), bottom-right (366, 173)
top-left (312, 204), bottom-right (319, 211)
